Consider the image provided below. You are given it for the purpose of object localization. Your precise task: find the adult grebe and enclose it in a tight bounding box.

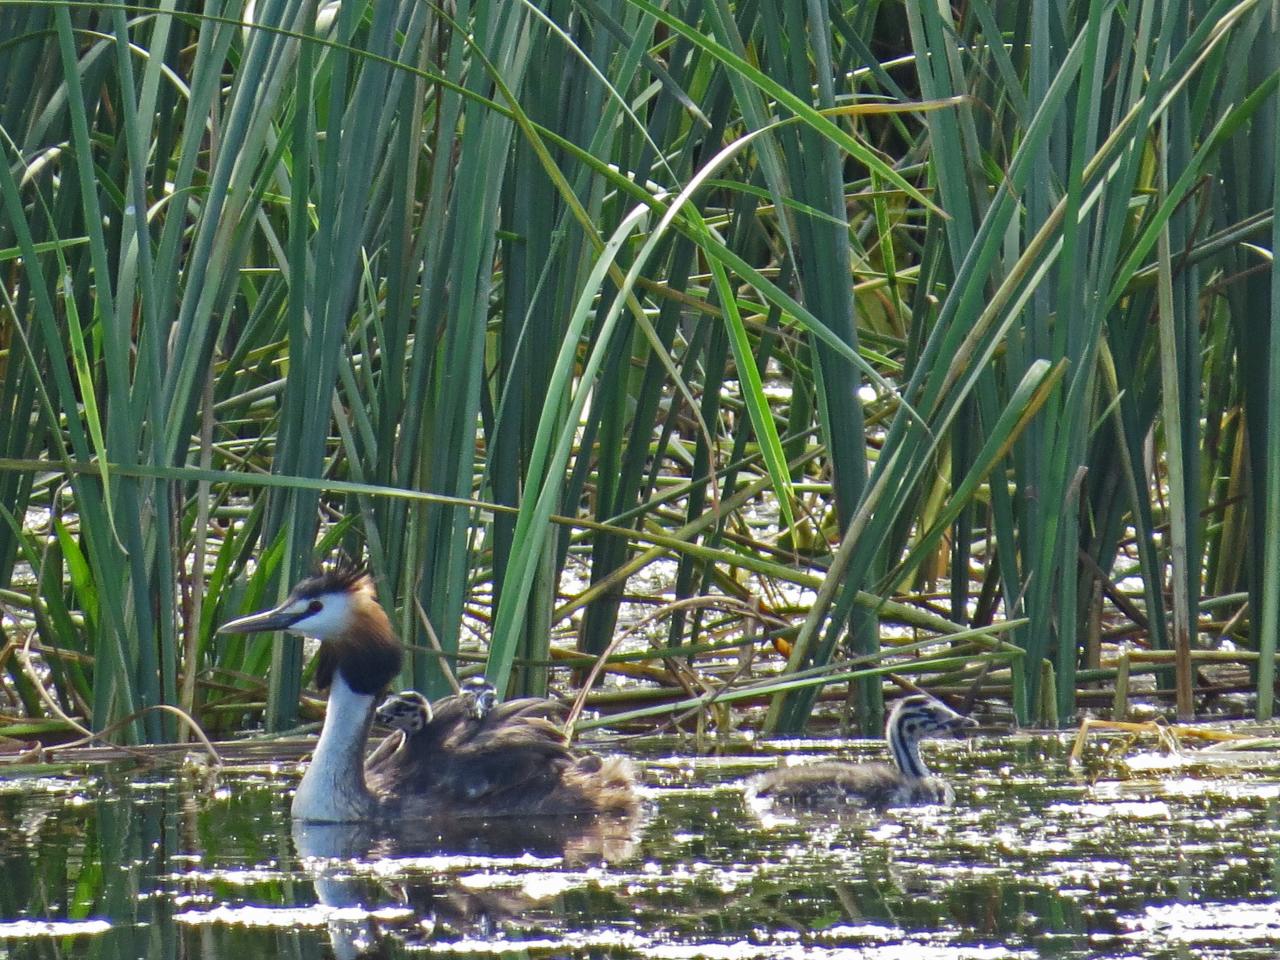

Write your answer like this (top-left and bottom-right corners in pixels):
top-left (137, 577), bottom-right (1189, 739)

top-left (219, 567), bottom-right (636, 823)
top-left (746, 694), bottom-right (977, 811)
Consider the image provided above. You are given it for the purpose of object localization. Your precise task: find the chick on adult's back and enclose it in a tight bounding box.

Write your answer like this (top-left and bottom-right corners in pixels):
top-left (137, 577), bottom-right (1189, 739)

top-left (370, 686), bottom-right (635, 819)
top-left (219, 566), bottom-right (636, 823)
top-left (747, 694), bottom-right (976, 812)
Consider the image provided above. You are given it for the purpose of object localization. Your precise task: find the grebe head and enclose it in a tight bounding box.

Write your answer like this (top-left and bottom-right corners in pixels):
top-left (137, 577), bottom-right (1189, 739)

top-left (461, 676), bottom-right (499, 720)
top-left (219, 566), bottom-right (374, 640)
top-left (220, 565), bottom-right (402, 695)
top-left (885, 694), bottom-right (976, 781)
top-left (887, 694), bottom-right (976, 739)
top-left (376, 690), bottom-right (432, 733)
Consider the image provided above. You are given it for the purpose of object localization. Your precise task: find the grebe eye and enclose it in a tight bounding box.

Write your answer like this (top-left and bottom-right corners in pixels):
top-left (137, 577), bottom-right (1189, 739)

top-left (307, 599), bottom-right (324, 614)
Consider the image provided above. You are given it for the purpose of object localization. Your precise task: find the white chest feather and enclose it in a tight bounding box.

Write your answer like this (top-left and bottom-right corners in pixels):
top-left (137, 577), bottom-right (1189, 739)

top-left (292, 674), bottom-right (377, 822)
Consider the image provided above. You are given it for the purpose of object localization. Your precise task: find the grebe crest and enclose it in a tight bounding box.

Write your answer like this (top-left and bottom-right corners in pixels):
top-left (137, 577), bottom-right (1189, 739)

top-left (747, 693), bottom-right (976, 812)
top-left (220, 565), bottom-right (637, 824)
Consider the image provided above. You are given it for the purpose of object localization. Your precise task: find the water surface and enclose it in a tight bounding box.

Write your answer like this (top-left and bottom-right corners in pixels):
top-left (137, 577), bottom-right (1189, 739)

top-left (2, 733), bottom-right (1278, 958)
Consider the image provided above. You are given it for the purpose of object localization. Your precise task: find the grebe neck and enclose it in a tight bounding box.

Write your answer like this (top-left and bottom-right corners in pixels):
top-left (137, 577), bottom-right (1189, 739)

top-left (292, 672), bottom-right (377, 822)
top-left (888, 716), bottom-right (928, 780)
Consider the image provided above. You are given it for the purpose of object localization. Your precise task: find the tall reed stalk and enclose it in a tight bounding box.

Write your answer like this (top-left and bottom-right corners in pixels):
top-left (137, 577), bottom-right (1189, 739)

top-left (0, 0), bottom-right (1276, 741)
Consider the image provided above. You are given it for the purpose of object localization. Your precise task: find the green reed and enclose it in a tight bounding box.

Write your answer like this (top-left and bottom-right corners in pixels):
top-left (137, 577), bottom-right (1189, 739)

top-left (0, 0), bottom-right (1277, 744)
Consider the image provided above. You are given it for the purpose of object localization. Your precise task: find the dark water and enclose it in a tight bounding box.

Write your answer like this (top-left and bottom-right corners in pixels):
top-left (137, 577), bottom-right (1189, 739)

top-left (2, 733), bottom-right (1279, 959)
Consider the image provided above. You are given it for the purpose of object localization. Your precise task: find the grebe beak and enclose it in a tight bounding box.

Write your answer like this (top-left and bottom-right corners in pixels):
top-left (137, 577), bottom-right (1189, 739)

top-left (219, 600), bottom-right (308, 634)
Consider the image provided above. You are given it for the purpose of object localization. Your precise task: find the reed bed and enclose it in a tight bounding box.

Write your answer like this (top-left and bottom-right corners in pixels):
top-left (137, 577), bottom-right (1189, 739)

top-left (1, 1), bottom-right (1278, 748)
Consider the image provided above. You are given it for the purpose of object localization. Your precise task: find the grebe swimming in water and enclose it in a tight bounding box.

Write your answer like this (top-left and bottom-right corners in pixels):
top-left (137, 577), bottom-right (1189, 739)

top-left (219, 566), bottom-right (636, 823)
top-left (746, 694), bottom-right (976, 811)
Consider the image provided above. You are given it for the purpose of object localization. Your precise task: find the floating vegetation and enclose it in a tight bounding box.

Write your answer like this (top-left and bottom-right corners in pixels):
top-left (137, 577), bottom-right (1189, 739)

top-left (1070, 717), bottom-right (1280, 773)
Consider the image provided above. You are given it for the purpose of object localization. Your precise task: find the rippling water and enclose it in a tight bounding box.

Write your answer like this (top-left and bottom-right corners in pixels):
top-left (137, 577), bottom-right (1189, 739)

top-left (1, 733), bottom-right (1279, 958)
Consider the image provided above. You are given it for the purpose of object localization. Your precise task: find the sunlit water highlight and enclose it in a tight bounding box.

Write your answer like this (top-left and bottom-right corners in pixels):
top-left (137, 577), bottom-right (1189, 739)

top-left (1, 733), bottom-right (1279, 958)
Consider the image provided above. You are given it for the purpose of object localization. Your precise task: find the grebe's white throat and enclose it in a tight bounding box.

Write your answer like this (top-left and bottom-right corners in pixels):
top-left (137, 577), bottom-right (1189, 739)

top-left (293, 673), bottom-right (378, 821)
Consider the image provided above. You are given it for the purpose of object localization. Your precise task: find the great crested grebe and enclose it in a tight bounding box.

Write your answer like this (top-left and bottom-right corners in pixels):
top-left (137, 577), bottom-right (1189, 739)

top-left (746, 694), bottom-right (977, 811)
top-left (219, 566), bottom-right (637, 823)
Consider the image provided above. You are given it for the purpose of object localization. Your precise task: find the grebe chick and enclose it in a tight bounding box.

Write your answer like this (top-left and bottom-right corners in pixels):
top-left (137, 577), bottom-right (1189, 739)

top-left (746, 694), bottom-right (977, 811)
top-left (376, 689), bottom-right (434, 733)
top-left (375, 679), bottom-right (498, 732)
top-left (461, 676), bottom-right (499, 720)
top-left (219, 566), bottom-right (637, 823)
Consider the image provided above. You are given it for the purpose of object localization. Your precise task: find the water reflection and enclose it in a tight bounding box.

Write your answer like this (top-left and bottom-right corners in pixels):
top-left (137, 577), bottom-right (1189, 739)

top-left (0, 736), bottom-right (1277, 958)
top-left (292, 814), bottom-right (638, 958)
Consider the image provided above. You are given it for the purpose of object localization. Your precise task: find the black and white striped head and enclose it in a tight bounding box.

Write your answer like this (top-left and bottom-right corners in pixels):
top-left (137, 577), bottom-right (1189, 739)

top-left (885, 694), bottom-right (976, 779)
top-left (886, 694), bottom-right (975, 741)
top-left (461, 676), bottom-right (498, 721)
top-left (375, 690), bottom-right (432, 733)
